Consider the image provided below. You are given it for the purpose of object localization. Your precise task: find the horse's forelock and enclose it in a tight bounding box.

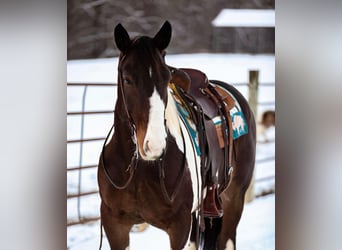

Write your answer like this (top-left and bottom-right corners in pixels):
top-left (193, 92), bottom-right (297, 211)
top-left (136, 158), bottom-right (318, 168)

top-left (121, 36), bottom-right (168, 98)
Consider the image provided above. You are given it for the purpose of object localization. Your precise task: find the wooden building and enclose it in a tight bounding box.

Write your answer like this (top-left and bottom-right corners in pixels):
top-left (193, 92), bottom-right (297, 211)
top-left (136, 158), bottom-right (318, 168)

top-left (211, 9), bottom-right (275, 54)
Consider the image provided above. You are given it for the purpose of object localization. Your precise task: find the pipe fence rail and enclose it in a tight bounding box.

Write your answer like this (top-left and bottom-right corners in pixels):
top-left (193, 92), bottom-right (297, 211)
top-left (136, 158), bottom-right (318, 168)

top-left (67, 71), bottom-right (275, 226)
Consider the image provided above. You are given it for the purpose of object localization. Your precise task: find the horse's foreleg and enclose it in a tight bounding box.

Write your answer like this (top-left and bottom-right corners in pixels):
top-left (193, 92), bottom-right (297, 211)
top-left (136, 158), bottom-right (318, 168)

top-left (167, 211), bottom-right (192, 250)
top-left (100, 202), bottom-right (132, 250)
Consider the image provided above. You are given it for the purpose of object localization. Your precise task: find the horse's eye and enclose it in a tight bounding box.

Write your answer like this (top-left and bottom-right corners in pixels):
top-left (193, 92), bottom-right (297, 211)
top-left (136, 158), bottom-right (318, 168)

top-left (123, 78), bottom-right (132, 85)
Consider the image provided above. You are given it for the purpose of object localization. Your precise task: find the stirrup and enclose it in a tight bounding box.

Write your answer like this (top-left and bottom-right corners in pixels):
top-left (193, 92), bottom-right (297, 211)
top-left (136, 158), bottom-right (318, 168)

top-left (203, 184), bottom-right (223, 218)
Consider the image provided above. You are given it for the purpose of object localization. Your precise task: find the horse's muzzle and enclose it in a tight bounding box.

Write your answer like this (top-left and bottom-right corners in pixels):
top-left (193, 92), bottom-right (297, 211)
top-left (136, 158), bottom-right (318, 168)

top-left (140, 137), bottom-right (167, 161)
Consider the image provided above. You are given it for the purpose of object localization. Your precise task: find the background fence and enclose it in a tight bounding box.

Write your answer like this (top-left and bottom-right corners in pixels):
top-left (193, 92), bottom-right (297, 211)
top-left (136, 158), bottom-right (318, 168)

top-left (67, 70), bottom-right (275, 226)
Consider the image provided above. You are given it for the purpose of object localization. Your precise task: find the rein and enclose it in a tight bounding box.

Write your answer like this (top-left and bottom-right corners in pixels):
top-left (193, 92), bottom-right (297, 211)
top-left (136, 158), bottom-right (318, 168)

top-left (101, 124), bottom-right (188, 203)
top-left (101, 124), bottom-right (138, 189)
top-left (158, 128), bottom-right (187, 204)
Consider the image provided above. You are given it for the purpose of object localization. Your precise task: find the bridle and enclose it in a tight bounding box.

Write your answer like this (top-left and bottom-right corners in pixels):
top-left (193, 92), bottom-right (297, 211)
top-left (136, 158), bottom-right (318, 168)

top-left (117, 53), bottom-right (137, 136)
top-left (100, 53), bottom-right (187, 204)
top-left (100, 54), bottom-right (137, 190)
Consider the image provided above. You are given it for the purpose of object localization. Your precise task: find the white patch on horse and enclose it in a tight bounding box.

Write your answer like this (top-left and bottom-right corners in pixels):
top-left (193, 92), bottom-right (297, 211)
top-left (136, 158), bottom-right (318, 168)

top-left (184, 241), bottom-right (196, 250)
top-left (165, 89), bottom-right (184, 152)
top-left (147, 88), bottom-right (201, 210)
top-left (179, 117), bottom-right (202, 212)
top-left (182, 214), bottom-right (194, 250)
top-left (148, 66), bottom-right (153, 78)
top-left (142, 87), bottom-right (167, 160)
top-left (225, 239), bottom-right (235, 250)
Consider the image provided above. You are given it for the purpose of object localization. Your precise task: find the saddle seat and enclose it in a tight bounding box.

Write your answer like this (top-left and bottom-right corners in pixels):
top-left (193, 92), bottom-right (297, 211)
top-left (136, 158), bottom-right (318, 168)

top-left (169, 66), bottom-right (236, 218)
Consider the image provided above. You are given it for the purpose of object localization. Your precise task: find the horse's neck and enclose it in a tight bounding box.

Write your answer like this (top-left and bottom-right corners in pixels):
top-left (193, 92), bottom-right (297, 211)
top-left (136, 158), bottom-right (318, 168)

top-left (165, 88), bottom-right (184, 152)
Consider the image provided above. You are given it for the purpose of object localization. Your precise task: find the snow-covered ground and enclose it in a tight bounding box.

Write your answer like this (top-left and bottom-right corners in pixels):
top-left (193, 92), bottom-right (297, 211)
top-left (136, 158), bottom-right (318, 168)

top-left (68, 194), bottom-right (274, 250)
top-left (67, 53), bottom-right (275, 249)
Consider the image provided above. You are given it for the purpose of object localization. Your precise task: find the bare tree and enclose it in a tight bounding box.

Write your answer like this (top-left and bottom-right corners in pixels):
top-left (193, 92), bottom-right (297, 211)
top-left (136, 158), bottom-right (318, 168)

top-left (68, 0), bottom-right (274, 59)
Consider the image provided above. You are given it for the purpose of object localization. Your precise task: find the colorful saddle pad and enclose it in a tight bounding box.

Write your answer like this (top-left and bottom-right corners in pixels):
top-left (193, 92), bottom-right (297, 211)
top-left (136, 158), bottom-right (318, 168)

top-left (169, 84), bottom-right (248, 156)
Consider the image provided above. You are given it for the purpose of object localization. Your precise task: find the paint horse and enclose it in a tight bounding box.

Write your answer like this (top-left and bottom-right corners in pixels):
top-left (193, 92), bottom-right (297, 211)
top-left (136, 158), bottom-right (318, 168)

top-left (97, 21), bottom-right (256, 250)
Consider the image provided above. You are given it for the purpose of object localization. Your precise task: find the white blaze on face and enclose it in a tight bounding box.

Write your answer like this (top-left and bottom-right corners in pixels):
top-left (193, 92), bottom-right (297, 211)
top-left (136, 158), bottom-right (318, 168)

top-left (142, 87), bottom-right (167, 160)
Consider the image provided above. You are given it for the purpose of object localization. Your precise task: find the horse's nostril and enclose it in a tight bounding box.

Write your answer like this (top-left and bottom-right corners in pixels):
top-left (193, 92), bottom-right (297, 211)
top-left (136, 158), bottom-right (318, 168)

top-left (144, 140), bottom-right (150, 153)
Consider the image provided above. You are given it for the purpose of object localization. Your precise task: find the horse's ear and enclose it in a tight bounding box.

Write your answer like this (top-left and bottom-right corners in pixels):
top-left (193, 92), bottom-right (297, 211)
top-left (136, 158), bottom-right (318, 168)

top-left (153, 21), bottom-right (172, 51)
top-left (114, 23), bottom-right (131, 52)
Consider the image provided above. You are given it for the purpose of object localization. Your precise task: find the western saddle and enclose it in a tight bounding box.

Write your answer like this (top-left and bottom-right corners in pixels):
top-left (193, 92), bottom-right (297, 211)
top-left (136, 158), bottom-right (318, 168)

top-left (168, 66), bottom-right (236, 218)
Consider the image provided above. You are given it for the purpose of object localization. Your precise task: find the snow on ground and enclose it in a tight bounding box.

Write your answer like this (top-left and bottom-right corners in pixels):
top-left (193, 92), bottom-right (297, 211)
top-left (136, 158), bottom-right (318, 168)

top-left (68, 194), bottom-right (274, 250)
top-left (67, 53), bottom-right (274, 84)
top-left (67, 53), bottom-right (275, 249)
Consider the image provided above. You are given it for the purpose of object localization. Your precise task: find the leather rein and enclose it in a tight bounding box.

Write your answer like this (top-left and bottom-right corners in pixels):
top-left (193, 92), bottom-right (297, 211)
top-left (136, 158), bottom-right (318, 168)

top-left (101, 54), bottom-right (187, 204)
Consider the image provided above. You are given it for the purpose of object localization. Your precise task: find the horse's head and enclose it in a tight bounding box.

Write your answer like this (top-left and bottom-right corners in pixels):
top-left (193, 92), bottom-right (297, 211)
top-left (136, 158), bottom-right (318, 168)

top-left (114, 21), bottom-right (172, 161)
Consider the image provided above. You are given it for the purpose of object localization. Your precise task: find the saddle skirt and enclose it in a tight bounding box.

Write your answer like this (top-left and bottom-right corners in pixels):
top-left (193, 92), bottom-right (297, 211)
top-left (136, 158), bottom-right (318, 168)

top-left (212, 88), bottom-right (249, 142)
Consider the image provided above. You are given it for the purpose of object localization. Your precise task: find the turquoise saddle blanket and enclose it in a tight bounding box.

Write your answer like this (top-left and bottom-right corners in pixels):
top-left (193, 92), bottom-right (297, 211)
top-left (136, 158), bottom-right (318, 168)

top-left (170, 87), bottom-right (248, 156)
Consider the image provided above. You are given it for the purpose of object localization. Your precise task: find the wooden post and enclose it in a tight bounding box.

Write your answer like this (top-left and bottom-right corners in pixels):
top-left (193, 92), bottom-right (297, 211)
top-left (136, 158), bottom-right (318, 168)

top-left (245, 70), bottom-right (259, 203)
top-left (248, 70), bottom-right (259, 118)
